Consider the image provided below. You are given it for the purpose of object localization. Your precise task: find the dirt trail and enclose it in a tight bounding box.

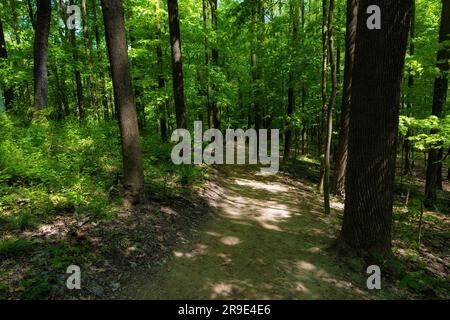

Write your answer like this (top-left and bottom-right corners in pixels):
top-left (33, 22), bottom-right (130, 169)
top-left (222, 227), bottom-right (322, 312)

top-left (124, 165), bottom-right (399, 299)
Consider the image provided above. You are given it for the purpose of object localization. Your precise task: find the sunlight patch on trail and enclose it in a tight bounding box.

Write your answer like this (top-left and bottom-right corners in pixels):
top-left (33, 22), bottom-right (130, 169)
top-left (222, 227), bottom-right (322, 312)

top-left (233, 178), bottom-right (290, 193)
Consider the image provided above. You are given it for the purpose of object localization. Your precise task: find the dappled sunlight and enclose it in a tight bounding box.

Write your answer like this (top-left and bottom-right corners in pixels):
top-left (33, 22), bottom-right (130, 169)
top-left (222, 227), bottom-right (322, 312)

top-left (330, 200), bottom-right (344, 211)
top-left (206, 231), bottom-right (221, 237)
top-left (216, 253), bottom-right (232, 264)
top-left (296, 260), bottom-right (316, 271)
top-left (210, 282), bottom-right (242, 299)
top-left (295, 282), bottom-right (310, 294)
top-left (220, 236), bottom-right (241, 246)
top-left (217, 196), bottom-right (293, 231)
top-left (126, 166), bottom-right (391, 300)
top-left (233, 178), bottom-right (290, 193)
top-left (160, 206), bottom-right (178, 215)
top-left (173, 243), bottom-right (208, 259)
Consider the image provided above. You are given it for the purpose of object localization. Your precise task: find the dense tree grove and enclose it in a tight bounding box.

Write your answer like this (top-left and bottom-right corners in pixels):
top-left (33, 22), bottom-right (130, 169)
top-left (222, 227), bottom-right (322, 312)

top-left (0, 0), bottom-right (448, 300)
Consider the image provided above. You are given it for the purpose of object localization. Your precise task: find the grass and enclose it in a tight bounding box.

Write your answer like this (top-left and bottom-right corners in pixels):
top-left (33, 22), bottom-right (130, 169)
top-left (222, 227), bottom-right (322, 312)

top-left (0, 237), bottom-right (34, 258)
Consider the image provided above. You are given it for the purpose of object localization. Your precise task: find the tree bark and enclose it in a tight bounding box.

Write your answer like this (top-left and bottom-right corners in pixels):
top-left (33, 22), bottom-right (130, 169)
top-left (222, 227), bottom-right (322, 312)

top-left (81, 0), bottom-right (97, 117)
top-left (0, 18), bottom-right (14, 110)
top-left (69, 0), bottom-right (85, 119)
top-left (209, 0), bottom-right (220, 129)
top-left (403, 0), bottom-right (415, 175)
top-left (318, 0), bottom-right (328, 193)
top-left (9, 0), bottom-right (21, 44)
top-left (323, 0), bottom-right (337, 214)
top-left (33, 0), bottom-right (51, 112)
top-left (156, 0), bottom-right (168, 141)
top-left (284, 1), bottom-right (299, 161)
top-left (167, 0), bottom-right (187, 129)
top-left (91, 0), bottom-right (109, 120)
top-left (339, 0), bottom-right (412, 257)
top-left (27, 0), bottom-right (36, 30)
top-left (101, 0), bottom-right (145, 206)
top-left (332, 0), bottom-right (358, 196)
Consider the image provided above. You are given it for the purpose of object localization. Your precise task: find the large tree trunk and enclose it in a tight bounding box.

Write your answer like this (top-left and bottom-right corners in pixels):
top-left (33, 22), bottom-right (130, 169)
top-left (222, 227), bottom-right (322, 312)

top-left (323, 0), bottom-right (337, 214)
top-left (101, 0), bottom-right (145, 206)
top-left (332, 0), bottom-right (358, 196)
top-left (33, 0), bottom-right (51, 112)
top-left (167, 0), bottom-right (187, 129)
top-left (425, 0), bottom-right (450, 203)
top-left (0, 18), bottom-right (14, 110)
top-left (340, 0), bottom-right (412, 257)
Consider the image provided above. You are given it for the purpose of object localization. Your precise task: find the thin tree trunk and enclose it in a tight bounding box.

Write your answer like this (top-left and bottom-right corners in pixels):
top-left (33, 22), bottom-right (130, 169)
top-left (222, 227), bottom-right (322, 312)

top-left (27, 0), bottom-right (36, 30)
top-left (156, 0), bottom-right (168, 141)
top-left (403, 0), bottom-right (415, 175)
top-left (81, 0), bottom-right (97, 117)
top-left (33, 0), bottom-right (51, 112)
top-left (425, 0), bottom-right (450, 203)
top-left (324, 0), bottom-right (337, 214)
top-left (167, 0), bottom-right (187, 129)
top-left (332, 0), bottom-right (358, 196)
top-left (91, 0), bottom-right (109, 120)
top-left (339, 0), bottom-right (412, 257)
top-left (209, 0), bottom-right (220, 129)
top-left (10, 0), bottom-right (21, 44)
top-left (318, 0), bottom-right (328, 193)
top-left (101, 0), bottom-right (145, 206)
top-left (202, 0), bottom-right (212, 128)
top-left (68, 0), bottom-right (85, 119)
top-left (284, 1), bottom-right (299, 161)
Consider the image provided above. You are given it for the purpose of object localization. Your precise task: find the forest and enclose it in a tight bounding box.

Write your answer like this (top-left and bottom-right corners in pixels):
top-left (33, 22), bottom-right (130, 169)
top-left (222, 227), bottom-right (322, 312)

top-left (0, 0), bottom-right (448, 300)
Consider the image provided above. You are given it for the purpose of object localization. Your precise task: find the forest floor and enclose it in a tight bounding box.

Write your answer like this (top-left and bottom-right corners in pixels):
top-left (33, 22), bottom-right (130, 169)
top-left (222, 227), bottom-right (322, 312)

top-left (119, 164), bottom-right (437, 300)
top-left (1, 121), bottom-right (448, 299)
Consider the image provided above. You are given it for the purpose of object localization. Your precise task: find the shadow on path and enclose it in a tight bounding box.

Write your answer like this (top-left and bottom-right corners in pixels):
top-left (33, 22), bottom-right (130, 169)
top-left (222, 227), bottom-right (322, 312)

top-left (124, 165), bottom-right (397, 299)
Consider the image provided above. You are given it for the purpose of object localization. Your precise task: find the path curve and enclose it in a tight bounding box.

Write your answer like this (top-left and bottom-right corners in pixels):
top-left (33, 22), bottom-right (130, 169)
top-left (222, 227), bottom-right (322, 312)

top-left (124, 165), bottom-right (397, 299)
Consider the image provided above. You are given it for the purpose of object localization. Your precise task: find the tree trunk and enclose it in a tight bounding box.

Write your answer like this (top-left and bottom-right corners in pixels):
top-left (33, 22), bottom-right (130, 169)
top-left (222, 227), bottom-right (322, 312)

top-left (68, 0), bottom-right (85, 119)
top-left (0, 18), bottom-right (14, 110)
top-left (33, 0), bottom-right (51, 112)
top-left (323, 0), bottom-right (337, 214)
top-left (339, 0), bottom-right (412, 257)
top-left (318, 0), bottom-right (328, 193)
top-left (403, 0), bottom-right (415, 175)
top-left (91, 0), bottom-right (109, 120)
top-left (209, 0), bottom-right (220, 129)
top-left (81, 0), bottom-right (97, 117)
top-left (332, 0), bottom-right (358, 196)
top-left (156, 0), bottom-right (168, 141)
top-left (425, 0), bottom-right (450, 203)
top-left (284, 1), bottom-right (299, 161)
top-left (251, 0), bottom-right (264, 134)
top-left (101, 0), bottom-right (145, 206)
top-left (9, 0), bottom-right (21, 44)
top-left (27, 0), bottom-right (36, 30)
top-left (167, 0), bottom-right (187, 129)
